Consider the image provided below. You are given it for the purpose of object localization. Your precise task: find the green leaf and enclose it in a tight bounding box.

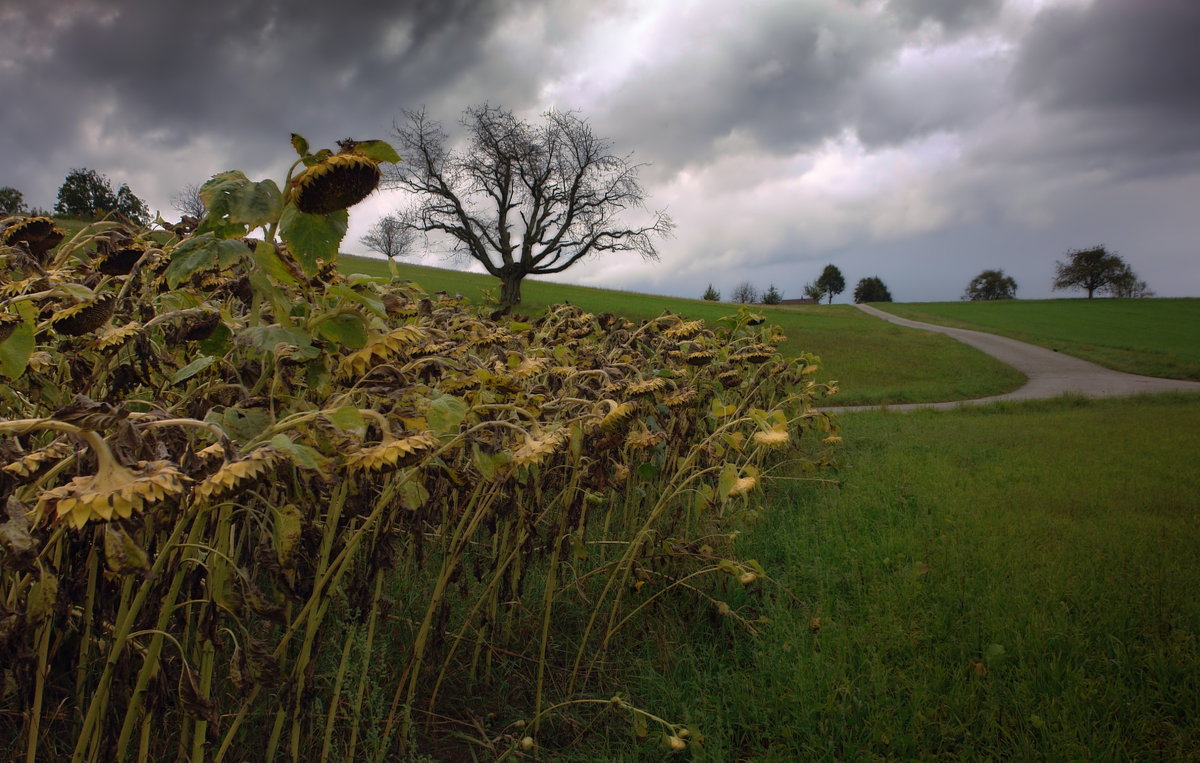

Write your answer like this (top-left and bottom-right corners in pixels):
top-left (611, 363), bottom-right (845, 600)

top-left (314, 311), bottom-right (366, 349)
top-left (172, 355), bottom-right (216, 384)
top-left (427, 393), bottom-right (468, 439)
top-left (199, 171), bottom-right (281, 231)
top-left (327, 284), bottom-right (384, 317)
top-left (198, 322), bottom-right (232, 357)
top-left (205, 407), bottom-right (272, 443)
top-left (636, 462), bottom-right (659, 480)
top-left (241, 325), bottom-right (314, 354)
top-left (215, 237), bottom-right (252, 267)
top-left (398, 471), bottom-right (429, 510)
top-left (327, 405), bottom-right (366, 437)
top-left (352, 140), bottom-right (401, 164)
top-left (165, 234), bottom-right (219, 288)
top-left (291, 133), bottom-right (310, 157)
top-left (984, 643), bottom-right (1007, 664)
top-left (717, 463), bottom-right (738, 503)
top-left (278, 203), bottom-right (348, 276)
top-left (270, 434), bottom-right (325, 470)
top-left (0, 302), bottom-right (36, 379)
top-left (247, 240), bottom-right (298, 286)
top-left (273, 504), bottom-right (302, 569)
top-left (59, 283), bottom-right (95, 301)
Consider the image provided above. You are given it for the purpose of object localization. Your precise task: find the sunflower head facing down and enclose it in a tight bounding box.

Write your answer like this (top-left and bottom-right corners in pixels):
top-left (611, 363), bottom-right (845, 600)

top-left (292, 153), bottom-right (381, 215)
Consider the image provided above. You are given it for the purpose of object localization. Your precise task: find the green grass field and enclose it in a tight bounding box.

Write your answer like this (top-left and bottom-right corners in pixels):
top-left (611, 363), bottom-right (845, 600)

top-left (566, 394), bottom-right (1200, 760)
top-left (876, 298), bottom-right (1200, 380)
top-left (340, 256), bottom-right (1025, 406)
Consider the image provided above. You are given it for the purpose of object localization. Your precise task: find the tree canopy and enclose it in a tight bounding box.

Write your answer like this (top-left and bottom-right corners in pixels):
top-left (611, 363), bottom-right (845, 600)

top-left (54, 168), bottom-right (149, 224)
top-left (1052, 246), bottom-right (1147, 299)
top-left (701, 283), bottom-right (720, 301)
top-left (964, 269), bottom-right (1017, 301)
top-left (761, 284), bottom-right (783, 304)
top-left (853, 276), bottom-right (892, 303)
top-left (387, 105), bottom-right (672, 305)
top-left (815, 264), bottom-right (845, 304)
top-left (0, 186), bottom-right (27, 215)
top-left (360, 213), bottom-right (414, 260)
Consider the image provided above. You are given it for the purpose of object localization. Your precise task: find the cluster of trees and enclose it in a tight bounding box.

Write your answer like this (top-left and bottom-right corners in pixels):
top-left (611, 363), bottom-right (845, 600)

top-left (702, 267), bottom-right (892, 305)
top-left (2, 170), bottom-right (151, 224)
top-left (962, 247), bottom-right (1152, 301)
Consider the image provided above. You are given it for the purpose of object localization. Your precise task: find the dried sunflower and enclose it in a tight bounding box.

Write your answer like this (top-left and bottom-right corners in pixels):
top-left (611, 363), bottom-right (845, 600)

top-left (51, 293), bottom-right (116, 336)
top-left (599, 400), bottom-right (637, 431)
top-left (90, 320), bottom-right (142, 351)
top-left (726, 475), bottom-right (757, 498)
top-left (96, 244), bottom-right (145, 275)
top-left (2, 217), bottom-right (64, 258)
top-left (684, 350), bottom-right (715, 367)
top-left (343, 431), bottom-right (436, 473)
top-left (3, 441), bottom-right (73, 480)
top-left (663, 319), bottom-right (704, 341)
top-left (751, 428), bottom-right (790, 449)
top-left (625, 377), bottom-right (667, 398)
top-left (625, 427), bottom-right (667, 450)
top-left (716, 368), bottom-right (742, 388)
top-left (731, 344), bottom-right (775, 364)
top-left (337, 325), bottom-right (428, 377)
top-left (38, 459), bottom-right (187, 529)
top-left (292, 153), bottom-right (381, 215)
top-left (512, 427), bottom-right (567, 468)
top-left (662, 387), bottom-right (698, 408)
top-left (193, 446), bottom-right (281, 503)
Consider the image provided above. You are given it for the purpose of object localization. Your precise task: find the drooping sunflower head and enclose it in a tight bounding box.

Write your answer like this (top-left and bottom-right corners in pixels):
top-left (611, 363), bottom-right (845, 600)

top-left (38, 459), bottom-right (188, 530)
top-left (193, 446), bottom-right (281, 503)
top-left (292, 153), bottom-right (381, 215)
top-left (343, 431), bottom-right (436, 474)
top-left (51, 293), bottom-right (116, 336)
top-left (731, 344), bottom-right (776, 364)
top-left (2, 217), bottom-right (64, 259)
top-left (96, 244), bottom-right (145, 276)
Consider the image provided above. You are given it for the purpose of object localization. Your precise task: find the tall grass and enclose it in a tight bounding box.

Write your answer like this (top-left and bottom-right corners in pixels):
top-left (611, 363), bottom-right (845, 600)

top-left (878, 298), bottom-right (1200, 380)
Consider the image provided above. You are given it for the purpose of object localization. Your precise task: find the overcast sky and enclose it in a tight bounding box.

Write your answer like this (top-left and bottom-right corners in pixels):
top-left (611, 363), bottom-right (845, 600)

top-left (4, 0), bottom-right (1198, 302)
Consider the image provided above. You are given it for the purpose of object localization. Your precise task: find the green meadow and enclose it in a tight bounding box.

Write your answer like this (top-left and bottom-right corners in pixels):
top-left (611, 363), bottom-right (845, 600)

top-left (563, 394), bottom-right (1200, 760)
top-left (340, 260), bottom-right (1199, 759)
top-left (340, 255), bottom-right (1025, 406)
top-left (877, 298), bottom-right (1200, 380)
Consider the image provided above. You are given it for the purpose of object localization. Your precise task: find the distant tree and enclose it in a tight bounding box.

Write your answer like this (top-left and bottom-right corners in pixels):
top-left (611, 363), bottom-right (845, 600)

top-left (115, 183), bottom-right (149, 224)
top-left (815, 264), bottom-right (845, 304)
top-left (1107, 263), bottom-right (1154, 298)
top-left (730, 282), bottom-right (758, 304)
top-left (170, 183), bottom-right (207, 219)
top-left (1052, 246), bottom-right (1140, 299)
top-left (761, 284), bottom-right (783, 304)
top-left (964, 269), bottom-right (1017, 301)
top-left (387, 105), bottom-right (673, 306)
top-left (853, 276), bottom-right (893, 303)
top-left (702, 283), bottom-right (720, 301)
top-left (361, 213), bottom-right (415, 260)
top-left (54, 168), bottom-right (148, 223)
top-left (802, 281), bottom-right (823, 301)
top-left (0, 186), bottom-right (27, 215)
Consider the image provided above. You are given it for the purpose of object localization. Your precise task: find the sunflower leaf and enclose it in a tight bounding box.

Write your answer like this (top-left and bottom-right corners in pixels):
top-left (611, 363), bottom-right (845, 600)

top-left (278, 203), bottom-right (348, 276)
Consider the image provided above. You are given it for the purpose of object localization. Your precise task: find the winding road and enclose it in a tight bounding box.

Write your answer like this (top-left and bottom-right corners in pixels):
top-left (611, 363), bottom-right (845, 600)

top-left (828, 304), bottom-right (1200, 412)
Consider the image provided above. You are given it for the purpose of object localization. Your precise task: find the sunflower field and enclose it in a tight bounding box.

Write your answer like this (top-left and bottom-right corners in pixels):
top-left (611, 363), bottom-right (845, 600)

top-left (0, 137), bottom-right (836, 760)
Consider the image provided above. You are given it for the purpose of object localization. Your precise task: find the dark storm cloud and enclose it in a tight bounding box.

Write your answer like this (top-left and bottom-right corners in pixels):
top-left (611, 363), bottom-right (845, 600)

top-left (594, 3), bottom-right (899, 175)
top-left (1011, 0), bottom-right (1200, 178)
top-left (0, 0), bottom-right (516, 206)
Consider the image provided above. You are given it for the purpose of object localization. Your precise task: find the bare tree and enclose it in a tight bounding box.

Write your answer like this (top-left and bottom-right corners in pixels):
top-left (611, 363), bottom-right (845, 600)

top-left (360, 213), bottom-right (415, 260)
top-left (731, 282), bottom-right (758, 304)
top-left (386, 105), bottom-right (673, 305)
top-left (170, 183), bottom-right (206, 219)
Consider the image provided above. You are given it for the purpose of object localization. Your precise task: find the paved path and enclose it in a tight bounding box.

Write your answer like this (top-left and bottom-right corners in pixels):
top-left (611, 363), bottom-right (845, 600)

top-left (826, 304), bottom-right (1200, 412)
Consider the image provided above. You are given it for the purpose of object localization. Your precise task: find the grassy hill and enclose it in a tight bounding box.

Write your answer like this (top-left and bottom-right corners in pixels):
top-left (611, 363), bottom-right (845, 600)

top-left (876, 298), bottom-right (1200, 380)
top-left (339, 255), bottom-right (1025, 406)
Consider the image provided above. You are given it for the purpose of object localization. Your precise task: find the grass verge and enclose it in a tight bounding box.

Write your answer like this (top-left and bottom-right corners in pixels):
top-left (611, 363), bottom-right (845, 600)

top-left (340, 256), bottom-right (1025, 406)
top-left (876, 298), bottom-right (1200, 380)
top-left (577, 393), bottom-right (1200, 760)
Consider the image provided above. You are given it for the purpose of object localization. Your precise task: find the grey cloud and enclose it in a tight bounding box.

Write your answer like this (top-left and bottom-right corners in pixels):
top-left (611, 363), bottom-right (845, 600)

top-left (886, 0), bottom-right (1004, 34)
top-left (1010, 0), bottom-right (1200, 178)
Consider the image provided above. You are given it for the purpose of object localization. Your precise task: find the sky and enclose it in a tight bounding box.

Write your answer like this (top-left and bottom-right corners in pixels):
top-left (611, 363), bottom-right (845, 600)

top-left (3, 0), bottom-right (1198, 302)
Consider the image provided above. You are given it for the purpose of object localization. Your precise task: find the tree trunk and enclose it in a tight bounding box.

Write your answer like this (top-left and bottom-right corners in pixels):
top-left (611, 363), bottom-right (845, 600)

top-left (500, 274), bottom-right (523, 306)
